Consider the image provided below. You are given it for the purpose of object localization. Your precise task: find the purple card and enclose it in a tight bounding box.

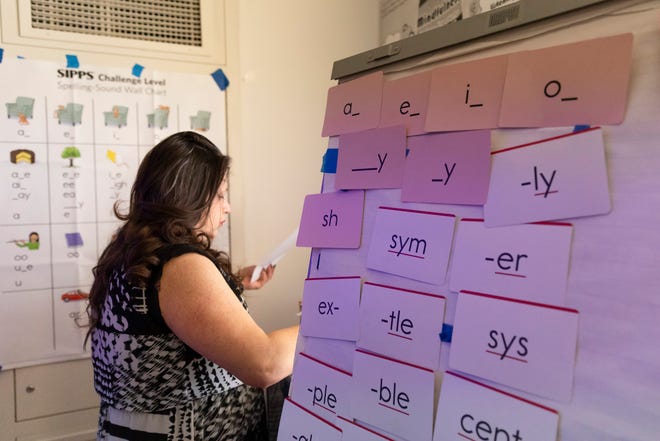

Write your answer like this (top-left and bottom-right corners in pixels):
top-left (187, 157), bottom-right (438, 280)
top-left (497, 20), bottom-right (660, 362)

top-left (336, 126), bottom-right (406, 190)
top-left (366, 206), bottom-right (456, 285)
top-left (322, 71), bottom-right (384, 137)
top-left (297, 191), bottom-right (365, 249)
top-left (300, 276), bottom-right (362, 341)
top-left (379, 71), bottom-right (431, 136)
top-left (402, 130), bottom-right (491, 205)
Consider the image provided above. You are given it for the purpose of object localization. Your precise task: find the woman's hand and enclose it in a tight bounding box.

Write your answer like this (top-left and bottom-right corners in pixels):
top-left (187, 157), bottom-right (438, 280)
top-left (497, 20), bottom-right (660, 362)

top-left (240, 264), bottom-right (275, 290)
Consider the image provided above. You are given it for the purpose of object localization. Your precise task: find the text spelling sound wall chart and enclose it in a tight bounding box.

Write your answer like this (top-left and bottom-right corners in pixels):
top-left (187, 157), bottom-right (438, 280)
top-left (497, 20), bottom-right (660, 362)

top-left (284, 17), bottom-right (660, 441)
top-left (0, 57), bottom-right (227, 369)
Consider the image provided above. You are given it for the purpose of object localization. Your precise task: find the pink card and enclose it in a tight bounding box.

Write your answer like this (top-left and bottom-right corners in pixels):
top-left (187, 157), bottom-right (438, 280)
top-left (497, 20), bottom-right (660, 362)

top-left (484, 127), bottom-right (611, 227)
top-left (433, 371), bottom-right (559, 441)
top-left (276, 398), bottom-right (342, 441)
top-left (357, 282), bottom-right (445, 370)
top-left (401, 130), bottom-right (491, 205)
top-left (336, 126), bottom-right (406, 190)
top-left (425, 55), bottom-right (508, 131)
top-left (350, 349), bottom-right (435, 441)
top-left (337, 416), bottom-right (395, 440)
top-left (499, 33), bottom-right (633, 127)
top-left (449, 290), bottom-right (580, 402)
top-left (289, 352), bottom-right (353, 422)
top-left (378, 71), bottom-right (431, 136)
top-left (300, 276), bottom-right (362, 341)
top-left (322, 71), bottom-right (384, 137)
top-left (366, 206), bottom-right (456, 285)
top-left (297, 191), bottom-right (365, 248)
top-left (449, 219), bottom-right (573, 305)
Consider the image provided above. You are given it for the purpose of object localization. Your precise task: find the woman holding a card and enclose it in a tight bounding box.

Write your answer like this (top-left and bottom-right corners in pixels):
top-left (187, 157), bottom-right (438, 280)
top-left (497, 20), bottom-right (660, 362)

top-left (86, 131), bottom-right (299, 440)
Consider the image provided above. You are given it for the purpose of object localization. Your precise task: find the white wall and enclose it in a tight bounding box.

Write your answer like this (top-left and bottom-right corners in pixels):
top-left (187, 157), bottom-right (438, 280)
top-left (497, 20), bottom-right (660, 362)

top-left (228, 0), bottom-right (380, 331)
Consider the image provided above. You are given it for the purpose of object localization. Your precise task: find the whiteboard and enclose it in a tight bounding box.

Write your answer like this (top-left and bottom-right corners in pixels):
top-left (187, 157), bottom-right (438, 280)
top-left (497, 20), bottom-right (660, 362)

top-left (298, 2), bottom-right (660, 440)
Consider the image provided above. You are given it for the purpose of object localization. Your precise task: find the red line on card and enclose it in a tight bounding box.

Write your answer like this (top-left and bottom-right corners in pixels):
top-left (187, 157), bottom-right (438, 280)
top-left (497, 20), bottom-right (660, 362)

top-left (387, 250), bottom-right (425, 259)
top-left (460, 290), bottom-right (579, 313)
top-left (486, 350), bottom-right (528, 363)
top-left (535, 191), bottom-right (559, 196)
top-left (445, 371), bottom-right (559, 414)
top-left (299, 352), bottom-right (352, 376)
top-left (378, 402), bottom-right (410, 416)
top-left (494, 271), bottom-right (527, 278)
top-left (531, 220), bottom-right (572, 227)
top-left (364, 281), bottom-right (446, 299)
top-left (378, 205), bottom-right (455, 217)
top-left (355, 348), bottom-right (433, 372)
top-left (458, 433), bottom-right (477, 441)
top-left (305, 276), bottom-right (361, 281)
top-left (337, 416), bottom-right (395, 440)
top-left (387, 332), bottom-right (413, 341)
top-left (460, 218), bottom-right (485, 222)
top-left (491, 126), bottom-right (600, 155)
top-left (284, 398), bottom-right (342, 431)
top-left (313, 402), bottom-right (336, 414)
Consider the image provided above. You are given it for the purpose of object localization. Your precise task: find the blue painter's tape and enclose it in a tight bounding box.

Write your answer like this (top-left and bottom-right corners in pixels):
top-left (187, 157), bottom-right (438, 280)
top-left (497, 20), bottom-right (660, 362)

top-left (439, 323), bottom-right (453, 342)
top-left (0, 48), bottom-right (4, 63)
top-left (132, 63), bottom-right (144, 78)
top-left (211, 68), bottom-right (230, 91)
top-left (66, 54), bottom-right (80, 68)
top-left (573, 125), bottom-right (590, 132)
top-left (321, 148), bottom-right (338, 173)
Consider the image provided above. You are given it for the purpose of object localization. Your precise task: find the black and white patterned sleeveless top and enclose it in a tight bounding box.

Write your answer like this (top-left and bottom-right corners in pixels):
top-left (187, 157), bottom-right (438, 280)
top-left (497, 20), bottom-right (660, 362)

top-left (91, 244), bottom-right (267, 440)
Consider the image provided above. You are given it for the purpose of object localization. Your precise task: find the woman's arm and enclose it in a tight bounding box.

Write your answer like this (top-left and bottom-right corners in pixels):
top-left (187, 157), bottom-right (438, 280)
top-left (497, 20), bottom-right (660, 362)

top-left (159, 253), bottom-right (299, 388)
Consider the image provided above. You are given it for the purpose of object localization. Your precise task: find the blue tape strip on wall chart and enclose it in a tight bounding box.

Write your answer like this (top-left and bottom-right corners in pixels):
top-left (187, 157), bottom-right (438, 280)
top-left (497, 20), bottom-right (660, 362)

top-left (132, 63), bottom-right (144, 78)
top-left (211, 68), bottom-right (230, 91)
top-left (66, 54), bottom-right (80, 68)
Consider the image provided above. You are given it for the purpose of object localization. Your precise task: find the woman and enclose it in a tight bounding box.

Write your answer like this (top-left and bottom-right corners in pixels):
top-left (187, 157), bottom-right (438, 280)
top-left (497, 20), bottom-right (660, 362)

top-left (87, 131), bottom-right (299, 440)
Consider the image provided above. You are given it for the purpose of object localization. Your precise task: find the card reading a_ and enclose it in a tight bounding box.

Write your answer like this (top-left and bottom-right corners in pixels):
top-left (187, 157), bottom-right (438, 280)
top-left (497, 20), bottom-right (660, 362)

top-left (322, 71), bottom-right (384, 137)
top-left (366, 206), bottom-right (455, 285)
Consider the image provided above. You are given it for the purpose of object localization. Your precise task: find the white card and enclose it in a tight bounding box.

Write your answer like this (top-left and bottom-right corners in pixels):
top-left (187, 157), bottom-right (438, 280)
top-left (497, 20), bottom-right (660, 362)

top-left (301, 276), bottom-right (362, 341)
top-left (357, 282), bottom-right (445, 370)
top-left (449, 219), bottom-right (573, 304)
top-left (290, 352), bottom-right (353, 422)
top-left (449, 290), bottom-right (579, 402)
top-left (350, 349), bottom-right (435, 441)
top-left (366, 206), bottom-right (456, 285)
top-left (484, 127), bottom-right (611, 226)
top-left (276, 398), bottom-right (342, 441)
top-left (433, 371), bottom-right (559, 441)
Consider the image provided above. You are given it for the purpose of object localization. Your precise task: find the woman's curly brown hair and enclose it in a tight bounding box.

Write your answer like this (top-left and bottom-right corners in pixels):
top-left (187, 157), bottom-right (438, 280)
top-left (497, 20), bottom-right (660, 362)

top-left (86, 131), bottom-right (235, 343)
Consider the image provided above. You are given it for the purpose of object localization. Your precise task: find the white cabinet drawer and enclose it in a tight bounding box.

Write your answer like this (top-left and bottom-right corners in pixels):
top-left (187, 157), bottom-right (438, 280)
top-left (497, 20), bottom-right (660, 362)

top-left (15, 359), bottom-right (99, 421)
